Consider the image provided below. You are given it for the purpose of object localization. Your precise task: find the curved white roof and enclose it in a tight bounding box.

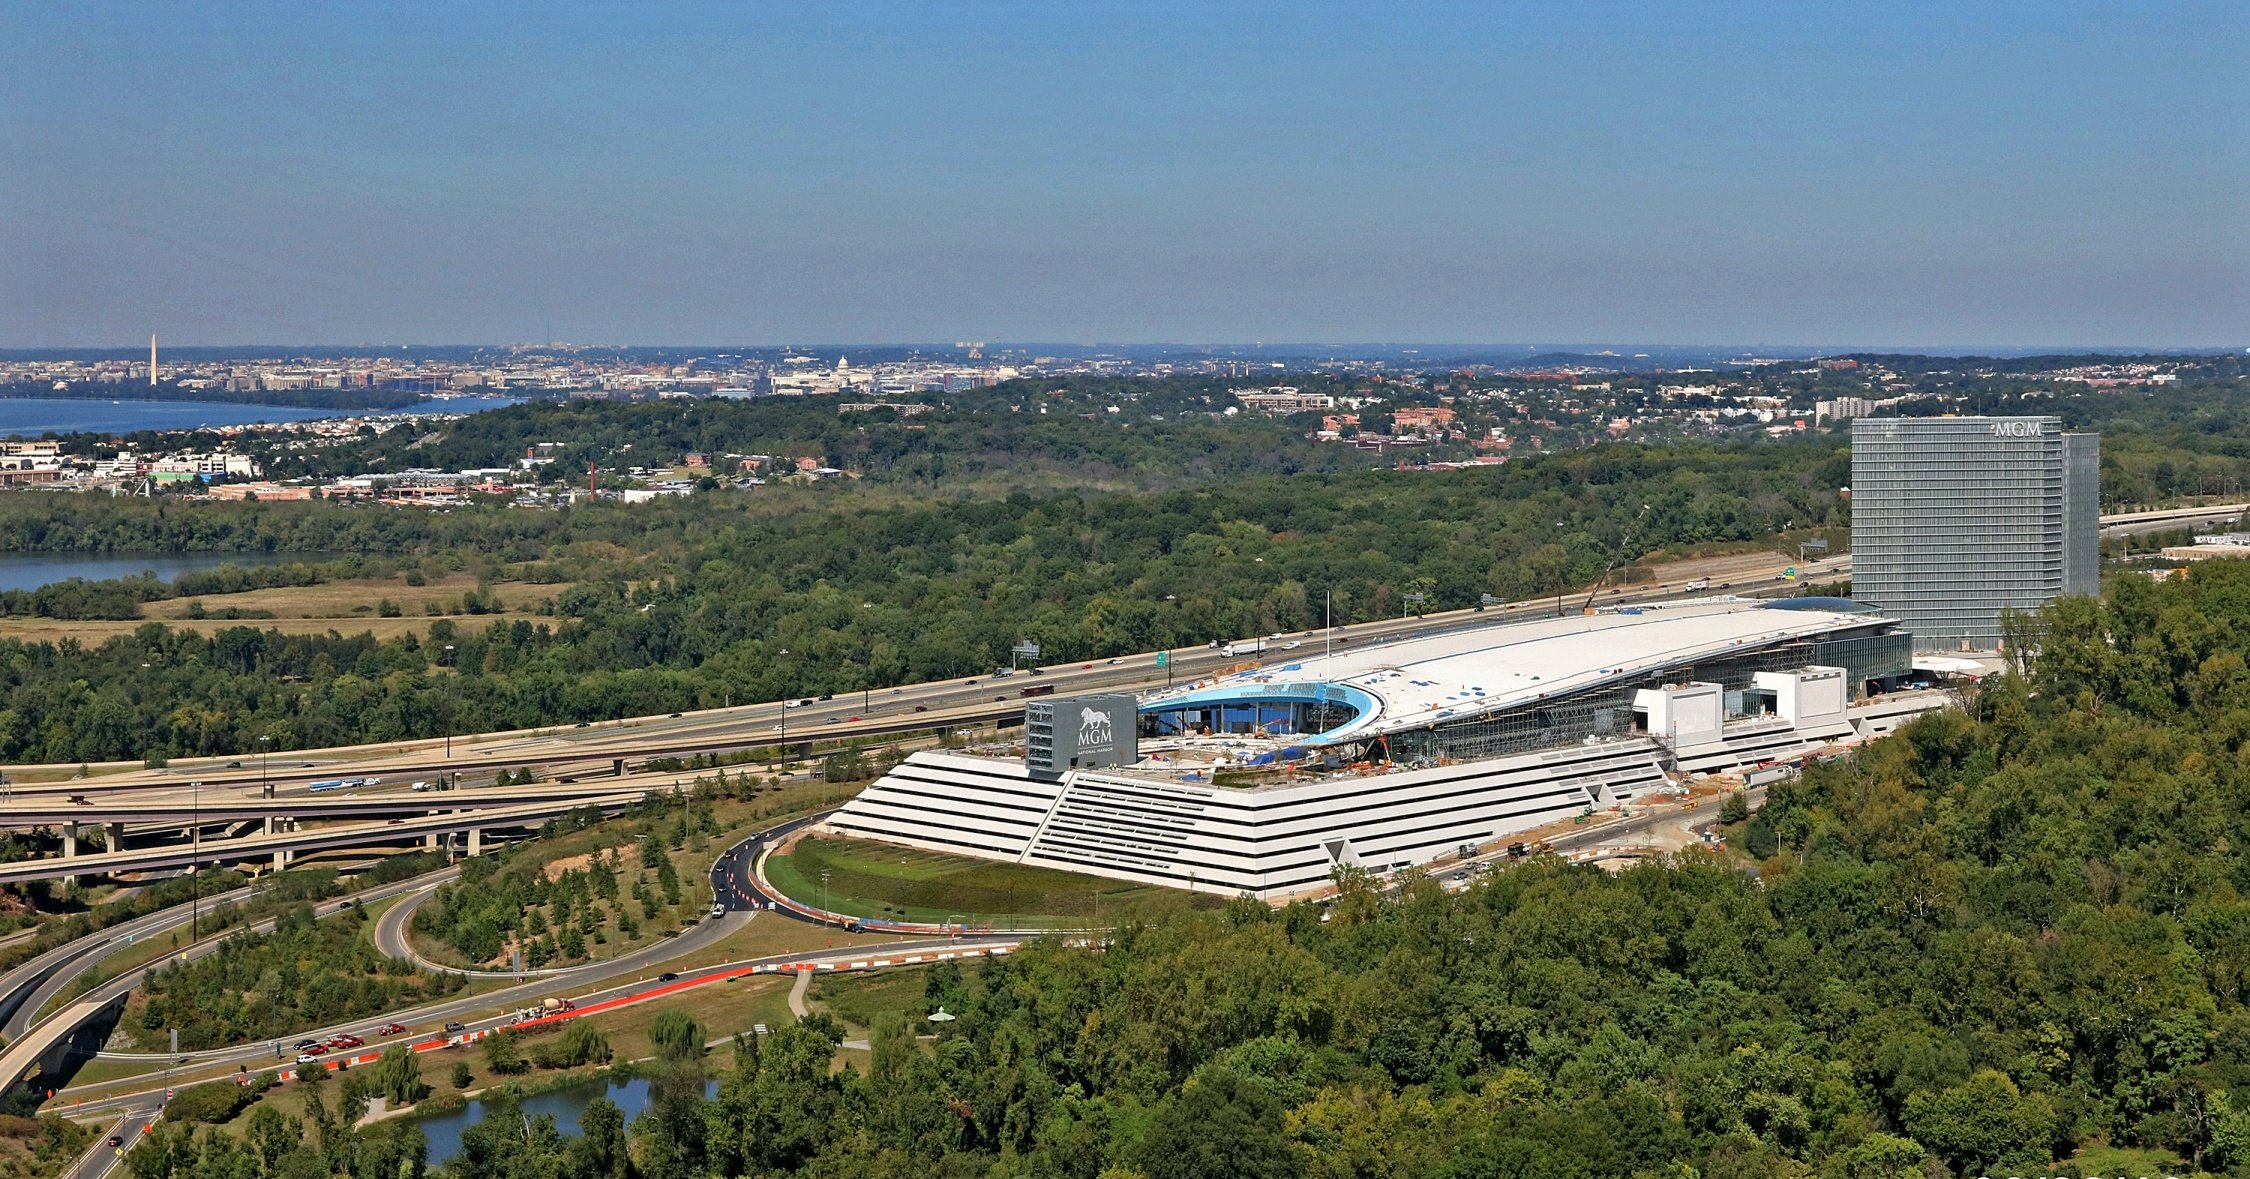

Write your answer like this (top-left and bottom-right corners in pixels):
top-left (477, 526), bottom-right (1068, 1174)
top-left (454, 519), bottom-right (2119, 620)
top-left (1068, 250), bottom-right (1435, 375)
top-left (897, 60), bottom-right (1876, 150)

top-left (1140, 597), bottom-right (1891, 745)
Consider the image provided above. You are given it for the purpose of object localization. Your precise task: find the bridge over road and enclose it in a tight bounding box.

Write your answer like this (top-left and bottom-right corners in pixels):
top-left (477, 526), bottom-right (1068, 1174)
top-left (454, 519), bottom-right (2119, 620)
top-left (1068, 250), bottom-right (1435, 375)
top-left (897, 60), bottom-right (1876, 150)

top-left (0, 793), bottom-right (644, 885)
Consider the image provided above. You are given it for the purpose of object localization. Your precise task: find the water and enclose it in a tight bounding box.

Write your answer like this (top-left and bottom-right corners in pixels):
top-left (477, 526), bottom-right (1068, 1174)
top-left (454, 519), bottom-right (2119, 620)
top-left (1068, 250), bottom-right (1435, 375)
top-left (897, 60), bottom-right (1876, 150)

top-left (0, 551), bottom-right (322, 593)
top-left (0, 395), bottom-right (522, 438)
top-left (415, 1075), bottom-right (721, 1166)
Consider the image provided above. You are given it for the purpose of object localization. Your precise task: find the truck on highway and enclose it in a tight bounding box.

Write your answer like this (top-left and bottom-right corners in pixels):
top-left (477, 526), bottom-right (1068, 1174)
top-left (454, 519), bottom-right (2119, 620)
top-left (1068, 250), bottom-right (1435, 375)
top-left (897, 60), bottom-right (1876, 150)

top-left (307, 779), bottom-right (348, 793)
top-left (1219, 638), bottom-right (1267, 658)
top-left (540, 997), bottom-right (575, 1014)
top-left (1683, 577), bottom-right (1711, 592)
top-left (1019, 684), bottom-right (1055, 697)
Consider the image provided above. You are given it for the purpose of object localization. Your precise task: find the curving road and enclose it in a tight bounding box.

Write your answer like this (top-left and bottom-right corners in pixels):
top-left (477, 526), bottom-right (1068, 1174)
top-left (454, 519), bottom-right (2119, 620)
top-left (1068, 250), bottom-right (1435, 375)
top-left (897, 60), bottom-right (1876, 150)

top-left (0, 885), bottom-right (259, 1039)
top-left (53, 815), bottom-right (898, 1088)
top-left (370, 866), bottom-right (741, 981)
top-left (59, 932), bottom-right (1013, 1118)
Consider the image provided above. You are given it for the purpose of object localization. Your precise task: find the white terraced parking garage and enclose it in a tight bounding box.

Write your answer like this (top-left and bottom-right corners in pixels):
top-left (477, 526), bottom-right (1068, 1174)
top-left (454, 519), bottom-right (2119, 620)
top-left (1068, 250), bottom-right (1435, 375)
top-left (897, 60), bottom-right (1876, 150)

top-left (828, 598), bottom-right (1952, 899)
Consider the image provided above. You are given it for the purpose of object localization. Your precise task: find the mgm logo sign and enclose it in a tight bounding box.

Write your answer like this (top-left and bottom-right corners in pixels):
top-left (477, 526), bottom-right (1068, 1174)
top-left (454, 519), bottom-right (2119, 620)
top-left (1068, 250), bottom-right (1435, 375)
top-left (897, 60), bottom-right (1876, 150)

top-left (1027, 693), bottom-right (1138, 776)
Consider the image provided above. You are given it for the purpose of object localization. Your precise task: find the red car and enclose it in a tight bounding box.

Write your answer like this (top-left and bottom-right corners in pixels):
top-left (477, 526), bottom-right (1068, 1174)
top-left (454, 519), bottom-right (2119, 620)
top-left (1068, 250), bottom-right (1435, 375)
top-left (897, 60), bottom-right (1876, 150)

top-left (375, 1023), bottom-right (407, 1037)
top-left (326, 1034), bottom-right (362, 1049)
top-left (302, 1043), bottom-right (330, 1056)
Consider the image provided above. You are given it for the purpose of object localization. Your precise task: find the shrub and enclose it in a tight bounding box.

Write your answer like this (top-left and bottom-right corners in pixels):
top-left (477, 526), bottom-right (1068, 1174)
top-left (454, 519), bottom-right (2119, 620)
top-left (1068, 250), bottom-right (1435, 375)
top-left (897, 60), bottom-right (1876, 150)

top-left (163, 1077), bottom-right (270, 1124)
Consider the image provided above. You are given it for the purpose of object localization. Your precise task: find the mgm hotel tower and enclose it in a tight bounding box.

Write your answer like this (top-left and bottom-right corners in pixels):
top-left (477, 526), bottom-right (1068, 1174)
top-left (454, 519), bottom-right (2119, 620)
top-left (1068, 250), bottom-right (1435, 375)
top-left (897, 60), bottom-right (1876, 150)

top-left (1851, 416), bottom-right (2098, 650)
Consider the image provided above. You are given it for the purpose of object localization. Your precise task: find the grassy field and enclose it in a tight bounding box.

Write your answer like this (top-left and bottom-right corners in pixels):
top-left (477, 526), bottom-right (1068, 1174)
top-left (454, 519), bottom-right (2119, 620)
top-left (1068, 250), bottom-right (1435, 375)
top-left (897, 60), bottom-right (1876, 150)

top-left (0, 573), bottom-right (569, 643)
top-left (805, 964), bottom-right (958, 1037)
top-left (146, 574), bottom-right (564, 622)
top-left (767, 835), bottom-right (1225, 926)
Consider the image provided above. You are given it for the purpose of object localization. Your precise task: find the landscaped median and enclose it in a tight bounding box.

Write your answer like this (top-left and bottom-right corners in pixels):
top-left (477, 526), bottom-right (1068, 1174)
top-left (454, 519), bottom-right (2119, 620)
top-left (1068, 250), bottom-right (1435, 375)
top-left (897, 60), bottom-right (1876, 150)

top-left (336, 938), bottom-right (1021, 1077)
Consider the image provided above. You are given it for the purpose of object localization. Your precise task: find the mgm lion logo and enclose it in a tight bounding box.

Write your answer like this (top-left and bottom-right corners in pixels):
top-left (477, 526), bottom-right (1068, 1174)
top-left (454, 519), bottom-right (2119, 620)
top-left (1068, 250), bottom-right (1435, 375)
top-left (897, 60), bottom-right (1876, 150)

top-left (1077, 706), bottom-right (1114, 747)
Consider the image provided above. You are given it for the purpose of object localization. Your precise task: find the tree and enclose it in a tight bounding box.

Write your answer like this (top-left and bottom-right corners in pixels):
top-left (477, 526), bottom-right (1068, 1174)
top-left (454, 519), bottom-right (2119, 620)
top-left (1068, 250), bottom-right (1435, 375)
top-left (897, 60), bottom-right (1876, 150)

top-left (369, 1045), bottom-right (429, 1105)
top-left (482, 1028), bottom-right (528, 1076)
top-left (1134, 1066), bottom-right (1305, 1179)
top-left (1719, 789), bottom-right (1749, 824)
top-left (573, 1096), bottom-right (628, 1179)
top-left (649, 1008), bottom-right (704, 1063)
top-left (1743, 812), bottom-right (1779, 859)
top-left (1834, 1132), bottom-right (1927, 1179)
top-left (1523, 543), bottom-right (1574, 617)
top-left (1901, 1069), bottom-right (2058, 1175)
top-left (536, 1019), bottom-right (611, 1069)
top-left (450, 1061), bottom-right (474, 1089)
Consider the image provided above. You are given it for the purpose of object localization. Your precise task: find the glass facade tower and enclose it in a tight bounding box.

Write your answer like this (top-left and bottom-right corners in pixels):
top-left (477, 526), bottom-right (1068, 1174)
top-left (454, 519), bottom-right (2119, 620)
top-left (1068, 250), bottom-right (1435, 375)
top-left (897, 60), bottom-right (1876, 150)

top-left (1851, 417), bottom-right (2099, 649)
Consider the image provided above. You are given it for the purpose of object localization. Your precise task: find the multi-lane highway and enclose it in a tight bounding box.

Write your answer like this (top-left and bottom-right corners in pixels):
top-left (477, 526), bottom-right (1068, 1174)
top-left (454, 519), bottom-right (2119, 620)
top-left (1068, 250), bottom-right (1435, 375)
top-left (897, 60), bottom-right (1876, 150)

top-left (11, 554), bottom-right (1851, 802)
top-left (0, 780), bottom-right (670, 827)
top-left (0, 502), bottom-right (2231, 885)
top-left (6, 501), bottom-right (2231, 804)
top-left (14, 814), bottom-right (996, 1178)
top-left (0, 793), bottom-right (645, 884)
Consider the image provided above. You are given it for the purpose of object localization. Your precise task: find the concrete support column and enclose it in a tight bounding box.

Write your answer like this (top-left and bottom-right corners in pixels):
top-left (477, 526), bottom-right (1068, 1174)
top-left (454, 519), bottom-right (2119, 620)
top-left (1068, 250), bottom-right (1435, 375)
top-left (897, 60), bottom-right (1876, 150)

top-left (61, 824), bottom-right (78, 859)
top-left (103, 823), bottom-right (123, 852)
top-left (264, 816), bottom-right (277, 837)
top-left (272, 848), bottom-right (292, 872)
top-left (466, 827), bottom-right (484, 858)
top-left (424, 830), bottom-right (439, 852)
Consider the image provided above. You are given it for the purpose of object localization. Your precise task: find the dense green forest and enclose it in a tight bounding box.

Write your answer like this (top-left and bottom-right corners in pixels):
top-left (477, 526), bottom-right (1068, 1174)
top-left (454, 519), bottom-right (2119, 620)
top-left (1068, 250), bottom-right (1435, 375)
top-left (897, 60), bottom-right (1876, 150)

top-left (132, 904), bottom-right (463, 1051)
top-left (119, 558), bottom-right (2250, 1176)
top-left (6, 377), bottom-right (2250, 763)
top-left (169, 377), bottom-right (1383, 488)
top-left (0, 441), bottom-right (1847, 762)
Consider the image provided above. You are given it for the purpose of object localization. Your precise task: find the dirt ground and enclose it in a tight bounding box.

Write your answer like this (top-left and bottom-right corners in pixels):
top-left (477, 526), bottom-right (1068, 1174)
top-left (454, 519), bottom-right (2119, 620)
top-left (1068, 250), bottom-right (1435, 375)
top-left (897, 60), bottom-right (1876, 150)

top-left (1644, 550), bottom-right (1793, 585)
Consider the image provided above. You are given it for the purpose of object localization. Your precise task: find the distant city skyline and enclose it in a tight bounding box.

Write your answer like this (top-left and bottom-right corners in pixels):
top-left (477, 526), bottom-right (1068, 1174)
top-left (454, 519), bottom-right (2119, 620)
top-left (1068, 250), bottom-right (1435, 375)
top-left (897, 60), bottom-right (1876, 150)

top-left (4, 2), bottom-right (2244, 347)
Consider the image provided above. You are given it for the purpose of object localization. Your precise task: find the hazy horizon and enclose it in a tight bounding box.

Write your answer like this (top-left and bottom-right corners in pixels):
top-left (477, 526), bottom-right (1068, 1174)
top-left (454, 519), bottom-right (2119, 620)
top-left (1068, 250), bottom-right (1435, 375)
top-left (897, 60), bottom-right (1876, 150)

top-left (5, 2), bottom-right (2244, 348)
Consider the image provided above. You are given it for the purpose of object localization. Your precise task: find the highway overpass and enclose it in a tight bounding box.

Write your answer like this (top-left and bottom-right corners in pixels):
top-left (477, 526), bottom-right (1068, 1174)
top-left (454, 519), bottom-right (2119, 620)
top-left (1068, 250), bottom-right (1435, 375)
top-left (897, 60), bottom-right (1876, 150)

top-left (7, 555), bottom-right (1855, 799)
top-left (0, 780), bottom-right (677, 827)
top-left (0, 501), bottom-right (2223, 802)
top-left (0, 793), bottom-right (646, 884)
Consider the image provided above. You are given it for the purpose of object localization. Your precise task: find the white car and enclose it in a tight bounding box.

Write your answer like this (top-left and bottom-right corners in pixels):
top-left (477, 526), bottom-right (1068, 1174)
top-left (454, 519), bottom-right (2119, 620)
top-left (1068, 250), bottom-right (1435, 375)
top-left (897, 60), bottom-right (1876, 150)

top-left (409, 781), bottom-right (432, 792)
top-left (1283, 641), bottom-right (1301, 650)
top-left (709, 904), bottom-right (726, 918)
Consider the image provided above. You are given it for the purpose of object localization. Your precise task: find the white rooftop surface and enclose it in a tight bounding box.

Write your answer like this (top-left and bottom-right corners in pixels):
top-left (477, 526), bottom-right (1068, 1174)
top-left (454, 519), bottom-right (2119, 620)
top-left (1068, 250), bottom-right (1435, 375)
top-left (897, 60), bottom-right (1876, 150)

top-left (1142, 597), bottom-right (1886, 744)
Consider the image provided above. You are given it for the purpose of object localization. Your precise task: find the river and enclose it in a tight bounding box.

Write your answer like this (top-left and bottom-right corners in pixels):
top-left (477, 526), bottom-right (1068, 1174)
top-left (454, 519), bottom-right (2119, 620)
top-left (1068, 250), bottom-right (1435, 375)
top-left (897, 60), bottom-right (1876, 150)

top-left (0, 551), bottom-right (322, 593)
top-left (414, 1074), bottom-right (721, 1166)
top-left (0, 395), bottom-right (522, 438)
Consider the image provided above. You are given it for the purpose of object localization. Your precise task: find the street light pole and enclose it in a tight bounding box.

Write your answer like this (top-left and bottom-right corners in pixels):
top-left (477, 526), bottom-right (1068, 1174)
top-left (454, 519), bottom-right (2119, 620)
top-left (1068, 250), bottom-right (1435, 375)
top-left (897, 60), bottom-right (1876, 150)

top-left (189, 779), bottom-right (201, 937)
top-left (258, 735), bottom-right (270, 798)
top-left (442, 644), bottom-right (456, 758)
top-left (773, 649), bottom-right (790, 771)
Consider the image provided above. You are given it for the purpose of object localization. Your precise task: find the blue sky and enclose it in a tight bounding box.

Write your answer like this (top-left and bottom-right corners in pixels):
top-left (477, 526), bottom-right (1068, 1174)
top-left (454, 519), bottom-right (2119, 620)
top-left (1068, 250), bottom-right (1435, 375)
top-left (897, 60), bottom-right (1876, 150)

top-left (2, 1), bottom-right (2243, 347)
